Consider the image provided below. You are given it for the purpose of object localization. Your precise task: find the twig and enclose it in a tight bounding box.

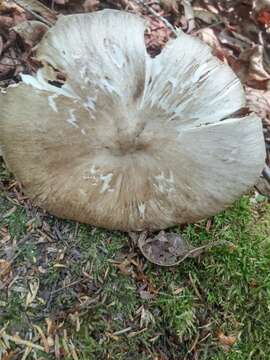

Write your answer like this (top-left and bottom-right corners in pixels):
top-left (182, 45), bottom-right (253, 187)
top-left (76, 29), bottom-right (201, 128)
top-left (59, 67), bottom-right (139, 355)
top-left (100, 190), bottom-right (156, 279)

top-left (188, 272), bottom-right (203, 301)
top-left (51, 278), bottom-right (85, 294)
top-left (132, 0), bottom-right (178, 36)
top-left (112, 327), bottom-right (132, 336)
top-left (1, 332), bottom-right (45, 351)
top-left (172, 239), bottom-right (234, 266)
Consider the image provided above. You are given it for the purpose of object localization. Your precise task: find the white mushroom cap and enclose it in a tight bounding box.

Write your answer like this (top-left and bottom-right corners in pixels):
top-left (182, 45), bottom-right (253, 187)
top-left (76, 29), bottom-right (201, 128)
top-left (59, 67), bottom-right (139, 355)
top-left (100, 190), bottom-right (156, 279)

top-left (0, 10), bottom-right (266, 231)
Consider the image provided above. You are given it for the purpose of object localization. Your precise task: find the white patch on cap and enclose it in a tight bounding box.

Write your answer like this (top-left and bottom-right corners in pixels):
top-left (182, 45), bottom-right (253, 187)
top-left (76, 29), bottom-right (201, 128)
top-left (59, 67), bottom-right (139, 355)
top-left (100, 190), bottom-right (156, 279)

top-left (84, 166), bottom-right (114, 193)
top-left (100, 173), bottom-right (114, 193)
top-left (66, 109), bottom-right (79, 128)
top-left (153, 171), bottom-right (175, 193)
top-left (138, 202), bottom-right (146, 218)
top-left (48, 94), bottom-right (58, 112)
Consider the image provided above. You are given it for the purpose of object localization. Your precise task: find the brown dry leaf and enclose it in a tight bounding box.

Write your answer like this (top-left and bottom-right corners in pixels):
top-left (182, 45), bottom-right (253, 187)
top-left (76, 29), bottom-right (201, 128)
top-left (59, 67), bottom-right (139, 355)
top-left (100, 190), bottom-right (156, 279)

top-left (54, 0), bottom-right (68, 4)
top-left (196, 28), bottom-right (227, 61)
top-left (14, 0), bottom-right (57, 25)
top-left (25, 278), bottom-right (40, 306)
top-left (255, 176), bottom-right (270, 198)
top-left (246, 87), bottom-right (270, 120)
top-left (0, 15), bottom-right (14, 29)
top-left (181, 0), bottom-right (195, 33)
top-left (54, 334), bottom-right (60, 360)
top-left (0, 259), bottom-right (11, 279)
top-left (33, 325), bottom-right (50, 353)
top-left (217, 331), bottom-right (237, 346)
top-left (2, 351), bottom-right (16, 360)
top-left (253, 0), bottom-right (270, 14)
top-left (83, 0), bottom-right (99, 12)
top-left (138, 231), bottom-right (192, 266)
top-left (144, 15), bottom-right (172, 56)
top-left (0, 56), bottom-right (16, 81)
top-left (13, 20), bottom-right (49, 47)
top-left (2, 332), bottom-right (45, 351)
top-left (2, 206), bottom-right (17, 218)
top-left (193, 7), bottom-right (220, 25)
top-left (160, 0), bottom-right (179, 15)
top-left (248, 45), bottom-right (270, 82)
top-left (115, 259), bottom-right (136, 277)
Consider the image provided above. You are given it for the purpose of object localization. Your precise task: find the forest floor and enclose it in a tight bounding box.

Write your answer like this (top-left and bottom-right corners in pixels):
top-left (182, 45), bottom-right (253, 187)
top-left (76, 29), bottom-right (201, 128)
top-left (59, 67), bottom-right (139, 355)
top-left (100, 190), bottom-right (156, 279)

top-left (1, 159), bottom-right (270, 359)
top-left (1, 0), bottom-right (270, 359)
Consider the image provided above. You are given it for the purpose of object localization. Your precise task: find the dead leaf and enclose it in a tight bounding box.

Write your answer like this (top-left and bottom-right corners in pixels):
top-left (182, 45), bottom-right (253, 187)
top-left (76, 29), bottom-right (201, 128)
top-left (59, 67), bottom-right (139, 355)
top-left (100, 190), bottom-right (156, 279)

top-left (248, 45), bottom-right (270, 82)
top-left (196, 28), bottom-right (226, 61)
top-left (217, 331), bottom-right (237, 346)
top-left (25, 278), bottom-right (40, 306)
top-left (33, 325), bottom-right (50, 353)
top-left (160, 0), bottom-right (179, 15)
top-left (140, 306), bottom-right (155, 328)
top-left (2, 206), bottom-right (17, 218)
top-left (83, 0), bottom-right (99, 12)
top-left (193, 7), bottom-right (220, 25)
top-left (0, 259), bottom-right (11, 278)
top-left (255, 176), bottom-right (270, 198)
top-left (246, 87), bottom-right (270, 120)
top-left (0, 15), bottom-right (14, 29)
top-left (253, 0), bottom-right (270, 14)
top-left (136, 231), bottom-right (233, 266)
top-left (13, 20), bottom-right (49, 47)
top-left (115, 259), bottom-right (136, 277)
top-left (54, 0), bottom-right (68, 4)
top-left (138, 231), bottom-right (192, 266)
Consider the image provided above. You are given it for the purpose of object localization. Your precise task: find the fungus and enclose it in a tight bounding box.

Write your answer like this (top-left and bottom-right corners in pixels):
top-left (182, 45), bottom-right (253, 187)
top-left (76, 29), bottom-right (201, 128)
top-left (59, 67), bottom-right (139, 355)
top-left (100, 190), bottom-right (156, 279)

top-left (0, 10), bottom-right (266, 231)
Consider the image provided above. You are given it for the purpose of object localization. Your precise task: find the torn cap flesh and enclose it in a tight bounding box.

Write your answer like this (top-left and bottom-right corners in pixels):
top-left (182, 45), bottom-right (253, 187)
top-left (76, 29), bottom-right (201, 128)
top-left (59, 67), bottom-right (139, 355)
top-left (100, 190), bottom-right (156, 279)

top-left (0, 10), bottom-right (266, 231)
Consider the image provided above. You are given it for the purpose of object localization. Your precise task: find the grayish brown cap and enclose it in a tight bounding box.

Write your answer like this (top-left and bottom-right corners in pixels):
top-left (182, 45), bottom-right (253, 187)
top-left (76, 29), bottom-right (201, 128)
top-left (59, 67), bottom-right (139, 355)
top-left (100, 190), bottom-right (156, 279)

top-left (0, 10), bottom-right (266, 231)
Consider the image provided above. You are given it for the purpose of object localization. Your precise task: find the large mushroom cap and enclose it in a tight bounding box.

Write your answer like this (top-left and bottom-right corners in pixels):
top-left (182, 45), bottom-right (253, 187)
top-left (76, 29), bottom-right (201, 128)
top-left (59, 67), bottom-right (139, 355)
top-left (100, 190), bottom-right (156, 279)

top-left (0, 10), bottom-right (266, 231)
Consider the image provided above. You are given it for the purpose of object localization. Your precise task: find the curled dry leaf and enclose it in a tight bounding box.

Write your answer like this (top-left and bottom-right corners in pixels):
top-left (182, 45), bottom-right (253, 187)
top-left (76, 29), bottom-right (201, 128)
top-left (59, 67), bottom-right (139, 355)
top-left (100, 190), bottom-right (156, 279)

top-left (246, 87), bottom-right (270, 120)
top-left (217, 331), bottom-right (237, 347)
top-left (0, 56), bottom-right (17, 81)
top-left (136, 231), bottom-right (235, 265)
top-left (13, 20), bottom-right (49, 47)
top-left (83, 0), bottom-right (100, 12)
top-left (253, 0), bottom-right (270, 26)
top-left (255, 176), bottom-right (270, 198)
top-left (138, 231), bottom-right (192, 266)
top-left (0, 15), bottom-right (14, 29)
top-left (25, 278), bottom-right (40, 306)
top-left (196, 28), bottom-right (226, 61)
top-left (181, 0), bottom-right (196, 33)
top-left (248, 45), bottom-right (270, 82)
top-left (160, 0), bottom-right (179, 15)
top-left (193, 7), bottom-right (220, 25)
top-left (253, 0), bottom-right (270, 14)
top-left (0, 259), bottom-right (11, 279)
top-left (54, 0), bottom-right (68, 4)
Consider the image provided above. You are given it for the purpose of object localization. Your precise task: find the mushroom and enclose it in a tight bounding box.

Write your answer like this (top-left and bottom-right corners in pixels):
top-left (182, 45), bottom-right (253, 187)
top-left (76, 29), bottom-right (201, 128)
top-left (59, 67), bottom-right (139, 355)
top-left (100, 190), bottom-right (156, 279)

top-left (0, 10), bottom-right (266, 231)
